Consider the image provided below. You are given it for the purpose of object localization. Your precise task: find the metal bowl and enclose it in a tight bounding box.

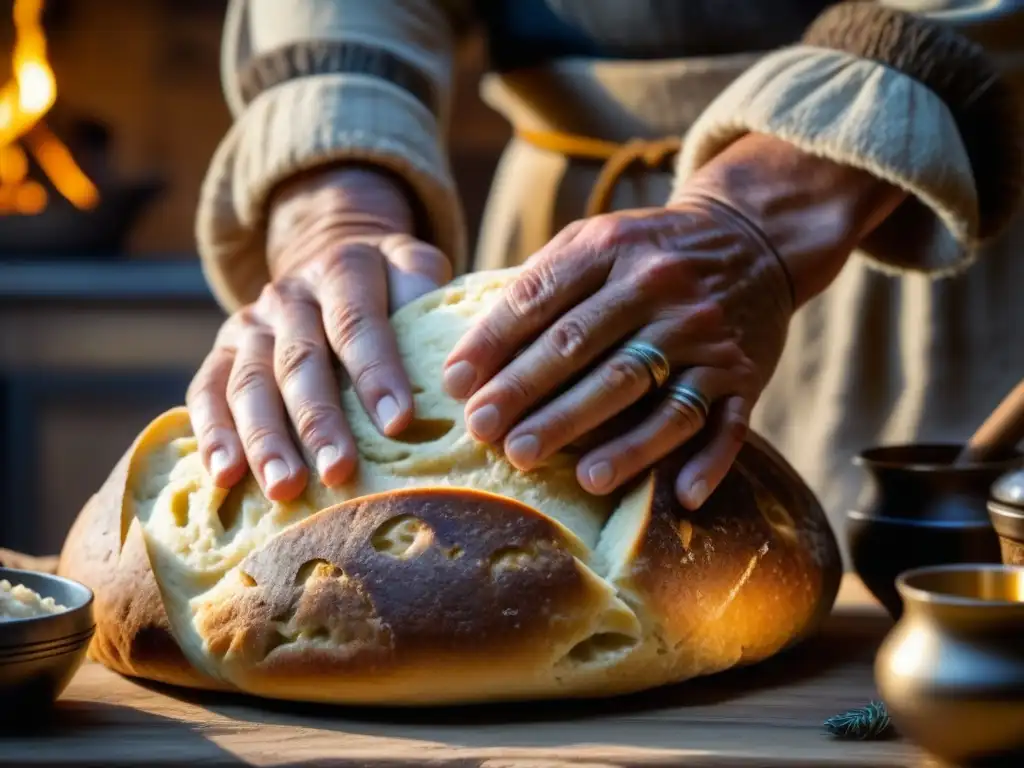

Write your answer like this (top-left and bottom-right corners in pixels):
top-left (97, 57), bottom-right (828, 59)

top-left (875, 564), bottom-right (1024, 764)
top-left (0, 567), bottom-right (94, 721)
top-left (847, 444), bottom-right (1012, 619)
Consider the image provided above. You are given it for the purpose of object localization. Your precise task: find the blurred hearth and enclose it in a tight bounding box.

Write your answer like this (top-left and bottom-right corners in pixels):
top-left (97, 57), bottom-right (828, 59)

top-left (0, 0), bottom-right (163, 256)
top-left (0, 113), bottom-right (163, 255)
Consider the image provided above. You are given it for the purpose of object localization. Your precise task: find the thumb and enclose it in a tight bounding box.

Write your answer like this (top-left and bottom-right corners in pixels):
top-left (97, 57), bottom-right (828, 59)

top-left (380, 234), bottom-right (452, 310)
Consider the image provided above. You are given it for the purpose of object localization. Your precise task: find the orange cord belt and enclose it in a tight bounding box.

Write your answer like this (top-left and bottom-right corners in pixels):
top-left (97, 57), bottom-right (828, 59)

top-left (515, 128), bottom-right (682, 217)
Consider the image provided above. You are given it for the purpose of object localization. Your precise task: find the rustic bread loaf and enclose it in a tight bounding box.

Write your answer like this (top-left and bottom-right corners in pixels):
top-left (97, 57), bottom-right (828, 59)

top-left (58, 268), bottom-right (842, 705)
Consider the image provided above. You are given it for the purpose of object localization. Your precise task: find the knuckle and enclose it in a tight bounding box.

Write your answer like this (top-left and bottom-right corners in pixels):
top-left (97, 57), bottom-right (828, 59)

top-left (539, 408), bottom-right (576, 445)
top-left (500, 369), bottom-right (533, 403)
top-left (325, 302), bottom-right (372, 349)
top-left (547, 316), bottom-right (590, 362)
top-left (271, 276), bottom-right (312, 306)
top-left (469, 321), bottom-right (504, 359)
top-left (257, 282), bottom-right (283, 311)
top-left (227, 360), bottom-right (271, 402)
top-left (350, 356), bottom-right (389, 393)
top-left (638, 253), bottom-right (682, 288)
top-left (507, 262), bottom-right (557, 318)
top-left (665, 400), bottom-right (703, 434)
top-left (326, 241), bottom-right (377, 277)
top-left (185, 372), bottom-right (209, 405)
top-left (601, 355), bottom-right (648, 392)
top-left (293, 401), bottom-right (340, 446)
top-left (193, 419), bottom-right (228, 448)
top-left (241, 424), bottom-right (278, 456)
top-left (586, 215), bottom-right (625, 251)
top-left (275, 337), bottom-right (324, 384)
top-left (236, 306), bottom-right (262, 329)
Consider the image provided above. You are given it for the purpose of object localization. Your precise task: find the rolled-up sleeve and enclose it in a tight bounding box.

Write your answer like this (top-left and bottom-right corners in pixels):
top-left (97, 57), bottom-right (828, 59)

top-left (673, 1), bottom-right (1024, 277)
top-left (197, 0), bottom-right (472, 312)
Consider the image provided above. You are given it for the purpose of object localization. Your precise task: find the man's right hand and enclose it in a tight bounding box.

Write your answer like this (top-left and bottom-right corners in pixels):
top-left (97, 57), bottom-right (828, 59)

top-left (187, 166), bottom-right (451, 502)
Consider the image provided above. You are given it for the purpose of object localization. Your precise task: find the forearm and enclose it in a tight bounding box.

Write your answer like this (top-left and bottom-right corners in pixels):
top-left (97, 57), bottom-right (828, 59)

top-left (674, 1), bottom-right (1024, 280)
top-left (266, 166), bottom-right (417, 281)
top-left (682, 133), bottom-right (906, 308)
top-left (198, 0), bottom-right (471, 311)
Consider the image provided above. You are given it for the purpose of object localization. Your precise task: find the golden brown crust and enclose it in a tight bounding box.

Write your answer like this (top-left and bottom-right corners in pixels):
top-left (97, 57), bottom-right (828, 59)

top-left (197, 488), bottom-right (635, 703)
top-left (617, 433), bottom-right (841, 679)
top-left (57, 408), bottom-right (224, 691)
top-left (56, 271), bottom-right (843, 704)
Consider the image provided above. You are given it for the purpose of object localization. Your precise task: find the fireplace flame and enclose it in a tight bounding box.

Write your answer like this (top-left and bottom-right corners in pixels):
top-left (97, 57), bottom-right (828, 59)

top-left (0, 0), bottom-right (99, 214)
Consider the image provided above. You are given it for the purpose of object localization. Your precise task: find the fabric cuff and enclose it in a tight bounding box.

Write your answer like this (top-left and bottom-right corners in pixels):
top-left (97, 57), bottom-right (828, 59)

top-left (195, 74), bottom-right (466, 312)
top-left (673, 44), bottom-right (980, 276)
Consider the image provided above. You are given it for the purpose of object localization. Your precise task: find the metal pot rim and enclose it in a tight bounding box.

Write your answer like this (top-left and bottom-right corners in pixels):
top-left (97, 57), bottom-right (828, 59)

top-left (896, 563), bottom-right (1024, 610)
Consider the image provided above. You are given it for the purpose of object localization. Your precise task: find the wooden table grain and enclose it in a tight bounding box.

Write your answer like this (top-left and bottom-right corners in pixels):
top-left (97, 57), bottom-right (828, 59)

top-left (1, 576), bottom-right (941, 767)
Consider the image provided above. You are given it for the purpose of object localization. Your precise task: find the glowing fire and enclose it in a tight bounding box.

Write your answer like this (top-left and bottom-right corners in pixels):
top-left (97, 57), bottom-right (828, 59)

top-left (0, 0), bottom-right (99, 215)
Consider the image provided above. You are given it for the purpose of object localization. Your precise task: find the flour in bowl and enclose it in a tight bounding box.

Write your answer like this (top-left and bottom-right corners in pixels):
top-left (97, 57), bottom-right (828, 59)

top-left (0, 579), bottom-right (67, 620)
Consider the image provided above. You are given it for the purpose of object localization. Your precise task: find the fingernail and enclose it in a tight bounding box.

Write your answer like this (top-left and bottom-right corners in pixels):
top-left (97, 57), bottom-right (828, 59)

top-left (467, 404), bottom-right (501, 441)
top-left (444, 361), bottom-right (477, 399)
top-left (316, 446), bottom-right (340, 479)
top-left (587, 461), bottom-right (615, 492)
top-left (506, 434), bottom-right (540, 466)
top-left (375, 395), bottom-right (401, 432)
top-left (209, 448), bottom-right (231, 479)
top-left (688, 478), bottom-right (710, 508)
top-left (263, 458), bottom-right (290, 489)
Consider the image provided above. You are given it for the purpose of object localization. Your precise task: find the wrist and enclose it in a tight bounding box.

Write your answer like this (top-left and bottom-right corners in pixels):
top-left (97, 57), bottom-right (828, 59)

top-left (266, 164), bottom-right (417, 280)
top-left (678, 133), bottom-right (906, 308)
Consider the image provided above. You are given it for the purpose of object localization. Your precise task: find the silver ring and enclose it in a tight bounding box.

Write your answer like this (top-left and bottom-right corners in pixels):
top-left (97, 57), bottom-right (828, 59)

top-left (620, 340), bottom-right (671, 388)
top-left (666, 381), bottom-right (711, 422)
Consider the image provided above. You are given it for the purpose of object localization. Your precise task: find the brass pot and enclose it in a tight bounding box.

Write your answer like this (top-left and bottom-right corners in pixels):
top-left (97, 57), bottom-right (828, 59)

top-left (875, 564), bottom-right (1024, 765)
top-left (989, 468), bottom-right (1024, 565)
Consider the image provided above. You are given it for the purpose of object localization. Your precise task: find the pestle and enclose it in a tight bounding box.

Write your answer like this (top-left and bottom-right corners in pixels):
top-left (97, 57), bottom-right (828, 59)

top-left (955, 380), bottom-right (1024, 466)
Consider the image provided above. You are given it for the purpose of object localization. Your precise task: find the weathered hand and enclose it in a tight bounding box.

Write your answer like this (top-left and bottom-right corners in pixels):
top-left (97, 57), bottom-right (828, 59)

top-left (442, 195), bottom-right (793, 509)
top-left (442, 132), bottom-right (905, 509)
top-left (187, 166), bottom-right (450, 501)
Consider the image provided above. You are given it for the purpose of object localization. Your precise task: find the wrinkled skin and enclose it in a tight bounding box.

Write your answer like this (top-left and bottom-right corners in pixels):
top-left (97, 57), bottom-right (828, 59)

top-left (187, 166), bottom-right (450, 500)
top-left (188, 135), bottom-right (903, 508)
top-left (441, 198), bottom-right (794, 508)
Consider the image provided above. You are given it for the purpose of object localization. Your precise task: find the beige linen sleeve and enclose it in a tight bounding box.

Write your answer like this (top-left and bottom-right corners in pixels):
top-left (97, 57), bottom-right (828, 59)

top-left (196, 0), bottom-right (473, 311)
top-left (674, 1), bottom-right (1024, 276)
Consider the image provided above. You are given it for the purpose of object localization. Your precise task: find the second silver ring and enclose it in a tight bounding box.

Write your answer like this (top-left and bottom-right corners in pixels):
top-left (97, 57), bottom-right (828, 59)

top-left (666, 380), bottom-right (712, 422)
top-left (620, 340), bottom-right (672, 389)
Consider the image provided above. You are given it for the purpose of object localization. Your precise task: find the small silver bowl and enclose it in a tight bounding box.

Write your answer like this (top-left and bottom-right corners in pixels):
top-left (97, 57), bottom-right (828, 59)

top-left (0, 567), bottom-right (94, 722)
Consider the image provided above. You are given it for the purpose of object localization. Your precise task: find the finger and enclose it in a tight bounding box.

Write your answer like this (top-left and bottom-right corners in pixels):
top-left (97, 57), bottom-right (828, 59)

top-left (500, 328), bottom-right (742, 469)
top-left (574, 366), bottom-right (739, 495)
top-left (226, 318), bottom-right (308, 501)
top-left (380, 234), bottom-right (451, 309)
top-left (317, 243), bottom-right (414, 436)
top-left (269, 283), bottom-right (357, 487)
top-left (675, 394), bottom-right (752, 510)
top-left (442, 222), bottom-right (613, 400)
top-left (472, 299), bottom-right (728, 447)
top-left (186, 325), bottom-right (246, 489)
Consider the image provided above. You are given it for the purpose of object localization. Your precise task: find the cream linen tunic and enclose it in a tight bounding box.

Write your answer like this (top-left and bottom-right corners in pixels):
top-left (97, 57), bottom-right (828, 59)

top-left (197, 0), bottom-right (1024, 560)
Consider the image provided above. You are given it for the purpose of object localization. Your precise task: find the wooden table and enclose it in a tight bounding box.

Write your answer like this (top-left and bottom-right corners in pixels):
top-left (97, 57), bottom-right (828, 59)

top-left (2, 576), bottom-right (942, 767)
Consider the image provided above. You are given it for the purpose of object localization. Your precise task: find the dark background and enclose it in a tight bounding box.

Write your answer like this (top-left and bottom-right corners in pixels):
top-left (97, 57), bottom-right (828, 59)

top-left (0, 0), bottom-right (511, 554)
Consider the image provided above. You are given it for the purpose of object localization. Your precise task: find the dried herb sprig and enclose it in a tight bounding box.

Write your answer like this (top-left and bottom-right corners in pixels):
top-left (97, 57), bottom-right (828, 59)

top-left (824, 700), bottom-right (893, 740)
